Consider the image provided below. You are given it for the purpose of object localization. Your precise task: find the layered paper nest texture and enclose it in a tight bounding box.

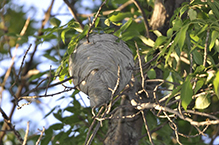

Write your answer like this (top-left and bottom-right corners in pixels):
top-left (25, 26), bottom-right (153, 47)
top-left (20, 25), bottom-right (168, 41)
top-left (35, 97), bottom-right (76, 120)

top-left (69, 34), bottom-right (134, 107)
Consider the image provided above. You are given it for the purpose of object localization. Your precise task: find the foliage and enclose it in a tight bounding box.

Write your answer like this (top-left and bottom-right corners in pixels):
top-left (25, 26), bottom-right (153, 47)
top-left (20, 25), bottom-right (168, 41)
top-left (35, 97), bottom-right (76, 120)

top-left (1, 0), bottom-right (219, 145)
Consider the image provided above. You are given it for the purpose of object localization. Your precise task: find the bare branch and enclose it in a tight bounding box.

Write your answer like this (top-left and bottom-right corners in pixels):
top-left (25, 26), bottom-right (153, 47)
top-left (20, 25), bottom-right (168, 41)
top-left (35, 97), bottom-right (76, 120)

top-left (141, 110), bottom-right (154, 145)
top-left (135, 41), bottom-right (149, 97)
top-left (131, 100), bottom-right (219, 127)
top-left (163, 112), bottom-right (182, 145)
top-left (22, 121), bottom-right (30, 145)
top-left (0, 107), bottom-right (24, 144)
top-left (85, 106), bottom-right (105, 145)
top-left (107, 65), bottom-right (120, 114)
top-left (132, 0), bottom-right (150, 38)
top-left (36, 127), bottom-right (45, 145)
top-left (203, 29), bottom-right (210, 67)
top-left (86, 0), bottom-right (107, 43)
top-left (63, 0), bottom-right (84, 29)
top-left (78, 0), bottom-right (133, 17)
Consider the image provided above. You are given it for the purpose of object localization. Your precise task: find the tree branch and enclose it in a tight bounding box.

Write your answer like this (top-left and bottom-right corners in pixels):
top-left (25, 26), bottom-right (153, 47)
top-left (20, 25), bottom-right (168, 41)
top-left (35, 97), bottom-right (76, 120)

top-left (63, 0), bottom-right (84, 29)
top-left (132, 0), bottom-right (150, 38)
top-left (0, 107), bottom-right (24, 144)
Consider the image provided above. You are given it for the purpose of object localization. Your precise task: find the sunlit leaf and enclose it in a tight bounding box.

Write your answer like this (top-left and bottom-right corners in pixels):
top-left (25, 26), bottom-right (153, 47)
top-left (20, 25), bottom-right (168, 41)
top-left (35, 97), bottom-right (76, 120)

top-left (61, 29), bottom-right (70, 44)
top-left (194, 94), bottom-right (210, 109)
top-left (209, 30), bottom-right (219, 51)
top-left (138, 35), bottom-right (154, 47)
top-left (215, 39), bottom-right (219, 52)
top-left (213, 71), bottom-right (219, 98)
top-left (176, 25), bottom-right (189, 50)
top-left (104, 18), bottom-right (110, 26)
top-left (109, 12), bottom-right (132, 22)
top-left (95, 17), bottom-right (100, 27)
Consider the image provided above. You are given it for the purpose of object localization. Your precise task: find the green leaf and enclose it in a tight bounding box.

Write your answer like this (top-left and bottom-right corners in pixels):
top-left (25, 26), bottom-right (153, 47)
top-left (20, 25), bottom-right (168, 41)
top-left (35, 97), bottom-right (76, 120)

top-left (209, 30), bottom-right (219, 51)
top-left (114, 19), bottom-right (133, 37)
top-left (104, 18), bottom-right (110, 26)
top-left (176, 25), bottom-right (189, 50)
top-left (167, 28), bottom-right (173, 38)
top-left (120, 30), bottom-right (139, 41)
top-left (50, 17), bottom-right (61, 27)
top-left (43, 54), bottom-right (58, 62)
top-left (194, 79), bottom-right (205, 94)
top-left (138, 35), bottom-right (154, 47)
top-left (188, 9), bottom-right (197, 20)
top-left (28, 71), bottom-right (48, 82)
top-left (181, 78), bottom-right (193, 110)
top-left (180, 4), bottom-right (189, 17)
top-left (53, 109), bottom-right (63, 121)
top-left (194, 65), bottom-right (205, 74)
top-left (166, 85), bottom-right (182, 105)
top-left (44, 106), bottom-right (58, 118)
top-left (207, 1), bottom-right (219, 19)
top-left (215, 39), bottom-right (219, 52)
top-left (64, 106), bottom-right (75, 113)
top-left (109, 12), bottom-right (132, 22)
top-left (95, 17), bottom-right (100, 27)
top-left (50, 123), bottom-right (64, 130)
top-left (194, 94), bottom-right (210, 109)
top-left (172, 18), bottom-right (182, 31)
top-left (192, 49), bottom-right (203, 65)
top-left (213, 71), bottom-right (219, 98)
top-left (61, 29), bottom-right (70, 44)
top-left (147, 68), bottom-right (156, 79)
top-left (154, 36), bottom-right (167, 48)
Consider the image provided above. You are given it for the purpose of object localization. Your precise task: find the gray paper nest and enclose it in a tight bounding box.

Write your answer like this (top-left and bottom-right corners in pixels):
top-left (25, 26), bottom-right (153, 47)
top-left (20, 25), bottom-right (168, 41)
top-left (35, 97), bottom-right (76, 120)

top-left (69, 34), bottom-right (134, 107)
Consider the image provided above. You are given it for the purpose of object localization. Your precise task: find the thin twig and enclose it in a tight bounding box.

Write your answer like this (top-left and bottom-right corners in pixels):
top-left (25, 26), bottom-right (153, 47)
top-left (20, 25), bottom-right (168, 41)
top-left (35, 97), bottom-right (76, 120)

top-left (135, 41), bottom-right (149, 97)
top-left (141, 110), bottom-right (154, 145)
top-left (63, 0), bottom-right (84, 29)
top-left (22, 121), bottom-right (29, 145)
top-left (9, 44), bottom-right (32, 102)
top-left (203, 29), bottom-right (209, 67)
top-left (0, 18), bottom-right (31, 102)
top-left (131, 100), bottom-right (219, 127)
top-left (86, 0), bottom-right (107, 43)
top-left (78, 0), bottom-right (133, 18)
top-left (137, 120), bottom-right (169, 140)
top-left (45, 65), bottom-right (52, 96)
top-left (0, 107), bottom-right (24, 144)
top-left (36, 127), bottom-right (45, 145)
top-left (0, 17), bottom-right (31, 142)
top-left (85, 106), bottom-right (105, 145)
top-left (107, 65), bottom-right (120, 114)
top-left (132, 0), bottom-right (150, 38)
top-left (163, 112), bottom-right (182, 145)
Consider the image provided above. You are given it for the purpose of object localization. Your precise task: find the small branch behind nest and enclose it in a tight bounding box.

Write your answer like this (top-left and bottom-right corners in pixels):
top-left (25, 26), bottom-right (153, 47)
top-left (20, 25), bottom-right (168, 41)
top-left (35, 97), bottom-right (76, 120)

top-left (86, 0), bottom-right (107, 43)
